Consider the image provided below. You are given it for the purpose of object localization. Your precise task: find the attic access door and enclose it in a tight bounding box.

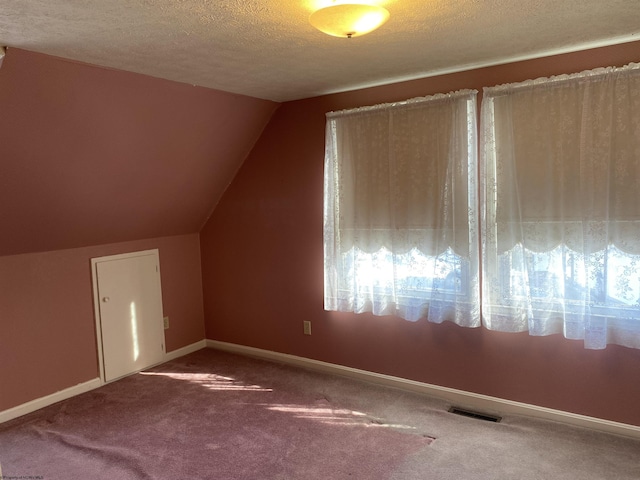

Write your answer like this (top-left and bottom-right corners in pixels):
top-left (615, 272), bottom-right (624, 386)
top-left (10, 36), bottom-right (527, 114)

top-left (92, 249), bottom-right (165, 383)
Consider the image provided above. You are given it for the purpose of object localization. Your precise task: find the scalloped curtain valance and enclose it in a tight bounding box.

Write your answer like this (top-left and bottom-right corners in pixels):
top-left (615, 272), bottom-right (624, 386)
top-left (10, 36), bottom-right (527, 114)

top-left (481, 63), bottom-right (640, 349)
top-left (325, 90), bottom-right (478, 257)
top-left (323, 90), bottom-right (480, 326)
top-left (324, 63), bottom-right (640, 349)
top-left (482, 63), bottom-right (640, 255)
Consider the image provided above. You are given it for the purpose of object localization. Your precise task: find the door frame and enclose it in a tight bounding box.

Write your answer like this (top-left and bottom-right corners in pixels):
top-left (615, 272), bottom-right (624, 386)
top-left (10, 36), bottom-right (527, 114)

top-left (91, 249), bottom-right (165, 384)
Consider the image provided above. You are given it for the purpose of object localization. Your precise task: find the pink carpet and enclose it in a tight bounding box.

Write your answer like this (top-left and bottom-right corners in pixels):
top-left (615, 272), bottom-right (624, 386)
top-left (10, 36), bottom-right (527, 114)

top-left (2, 348), bottom-right (639, 479)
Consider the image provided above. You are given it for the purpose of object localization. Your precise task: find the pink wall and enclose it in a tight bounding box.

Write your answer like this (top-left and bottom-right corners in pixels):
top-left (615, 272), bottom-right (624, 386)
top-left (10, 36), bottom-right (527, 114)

top-left (0, 234), bottom-right (205, 411)
top-left (0, 48), bottom-right (277, 257)
top-left (0, 48), bottom-right (276, 412)
top-left (200, 40), bottom-right (640, 426)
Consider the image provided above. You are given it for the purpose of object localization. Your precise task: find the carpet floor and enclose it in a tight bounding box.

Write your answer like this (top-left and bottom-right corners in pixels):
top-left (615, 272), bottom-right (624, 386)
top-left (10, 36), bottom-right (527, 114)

top-left (1, 348), bottom-right (639, 479)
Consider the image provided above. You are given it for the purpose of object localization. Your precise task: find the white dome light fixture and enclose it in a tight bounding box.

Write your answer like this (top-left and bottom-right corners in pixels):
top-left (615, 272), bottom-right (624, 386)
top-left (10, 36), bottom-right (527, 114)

top-left (310, 3), bottom-right (390, 38)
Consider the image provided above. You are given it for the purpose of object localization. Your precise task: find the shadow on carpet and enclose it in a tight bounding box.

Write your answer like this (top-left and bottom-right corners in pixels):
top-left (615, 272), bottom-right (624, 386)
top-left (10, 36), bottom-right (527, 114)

top-left (1, 348), bottom-right (639, 479)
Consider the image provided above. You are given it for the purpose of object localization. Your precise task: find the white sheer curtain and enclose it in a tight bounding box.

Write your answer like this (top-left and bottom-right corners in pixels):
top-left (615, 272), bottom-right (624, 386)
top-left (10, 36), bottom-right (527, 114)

top-left (324, 90), bottom-right (480, 326)
top-left (481, 63), bottom-right (640, 349)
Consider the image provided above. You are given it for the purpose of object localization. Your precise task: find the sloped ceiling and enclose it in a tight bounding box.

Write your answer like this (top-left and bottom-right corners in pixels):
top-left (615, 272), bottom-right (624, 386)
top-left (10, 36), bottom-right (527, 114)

top-left (1, 1), bottom-right (638, 256)
top-left (0, 1), bottom-right (638, 102)
top-left (0, 49), bottom-right (277, 256)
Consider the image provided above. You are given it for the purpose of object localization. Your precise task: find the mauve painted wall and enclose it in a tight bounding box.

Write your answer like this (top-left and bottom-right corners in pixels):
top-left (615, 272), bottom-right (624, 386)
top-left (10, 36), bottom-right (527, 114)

top-left (0, 48), bottom-right (277, 412)
top-left (0, 234), bottom-right (204, 411)
top-left (0, 48), bottom-right (277, 257)
top-left (201, 41), bottom-right (640, 426)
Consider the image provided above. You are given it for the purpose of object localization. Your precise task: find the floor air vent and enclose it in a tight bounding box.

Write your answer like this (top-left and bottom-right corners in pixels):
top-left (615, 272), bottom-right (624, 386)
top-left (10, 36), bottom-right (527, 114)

top-left (448, 407), bottom-right (502, 423)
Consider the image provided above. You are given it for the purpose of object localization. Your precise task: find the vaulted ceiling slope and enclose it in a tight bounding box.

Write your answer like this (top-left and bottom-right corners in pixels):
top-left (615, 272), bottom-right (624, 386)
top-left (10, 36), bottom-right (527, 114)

top-left (0, 49), bottom-right (278, 257)
top-left (0, 0), bottom-right (638, 102)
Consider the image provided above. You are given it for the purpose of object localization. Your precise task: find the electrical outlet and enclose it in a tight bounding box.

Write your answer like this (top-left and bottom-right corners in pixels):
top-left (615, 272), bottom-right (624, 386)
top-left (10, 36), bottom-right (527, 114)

top-left (163, 316), bottom-right (170, 329)
top-left (303, 320), bottom-right (312, 335)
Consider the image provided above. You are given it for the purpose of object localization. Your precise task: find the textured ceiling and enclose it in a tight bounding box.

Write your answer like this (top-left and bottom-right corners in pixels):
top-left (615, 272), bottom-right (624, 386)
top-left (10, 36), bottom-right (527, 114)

top-left (0, 0), bottom-right (639, 102)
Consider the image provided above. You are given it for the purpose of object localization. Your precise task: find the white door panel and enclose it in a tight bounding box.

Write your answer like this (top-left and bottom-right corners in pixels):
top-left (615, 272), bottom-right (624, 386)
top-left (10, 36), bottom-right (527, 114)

top-left (92, 250), bottom-right (165, 382)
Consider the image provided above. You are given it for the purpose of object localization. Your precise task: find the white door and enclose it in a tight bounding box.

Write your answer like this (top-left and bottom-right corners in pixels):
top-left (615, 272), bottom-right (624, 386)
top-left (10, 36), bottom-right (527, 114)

top-left (92, 250), bottom-right (165, 382)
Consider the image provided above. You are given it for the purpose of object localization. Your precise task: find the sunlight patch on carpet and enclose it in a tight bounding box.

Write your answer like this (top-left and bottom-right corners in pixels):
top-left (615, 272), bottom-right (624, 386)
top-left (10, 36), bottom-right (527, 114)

top-left (265, 404), bottom-right (417, 430)
top-left (139, 371), bottom-right (273, 391)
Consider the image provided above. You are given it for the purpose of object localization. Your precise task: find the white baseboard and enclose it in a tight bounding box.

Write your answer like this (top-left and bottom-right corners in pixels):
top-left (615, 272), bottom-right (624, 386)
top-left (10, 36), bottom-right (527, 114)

top-left (165, 339), bottom-right (207, 362)
top-left (4, 339), bottom-right (637, 439)
top-left (0, 378), bottom-right (102, 424)
top-left (206, 339), bottom-right (640, 440)
top-left (1, 339), bottom-right (208, 424)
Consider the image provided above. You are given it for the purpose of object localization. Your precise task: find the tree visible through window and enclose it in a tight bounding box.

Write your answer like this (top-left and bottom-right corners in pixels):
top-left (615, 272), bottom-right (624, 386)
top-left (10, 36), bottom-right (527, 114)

top-left (324, 64), bottom-right (640, 349)
top-left (481, 63), bottom-right (640, 349)
top-left (323, 90), bottom-right (480, 326)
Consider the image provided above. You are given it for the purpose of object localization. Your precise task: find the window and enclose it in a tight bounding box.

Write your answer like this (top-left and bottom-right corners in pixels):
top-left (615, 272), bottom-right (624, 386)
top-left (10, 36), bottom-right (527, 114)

top-left (323, 90), bottom-right (480, 326)
top-left (481, 63), bottom-right (640, 349)
top-left (324, 64), bottom-right (640, 349)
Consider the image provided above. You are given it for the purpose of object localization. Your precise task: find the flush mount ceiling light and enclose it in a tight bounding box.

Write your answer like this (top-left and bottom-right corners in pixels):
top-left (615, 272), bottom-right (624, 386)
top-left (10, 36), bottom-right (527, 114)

top-left (310, 3), bottom-right (390, 38)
